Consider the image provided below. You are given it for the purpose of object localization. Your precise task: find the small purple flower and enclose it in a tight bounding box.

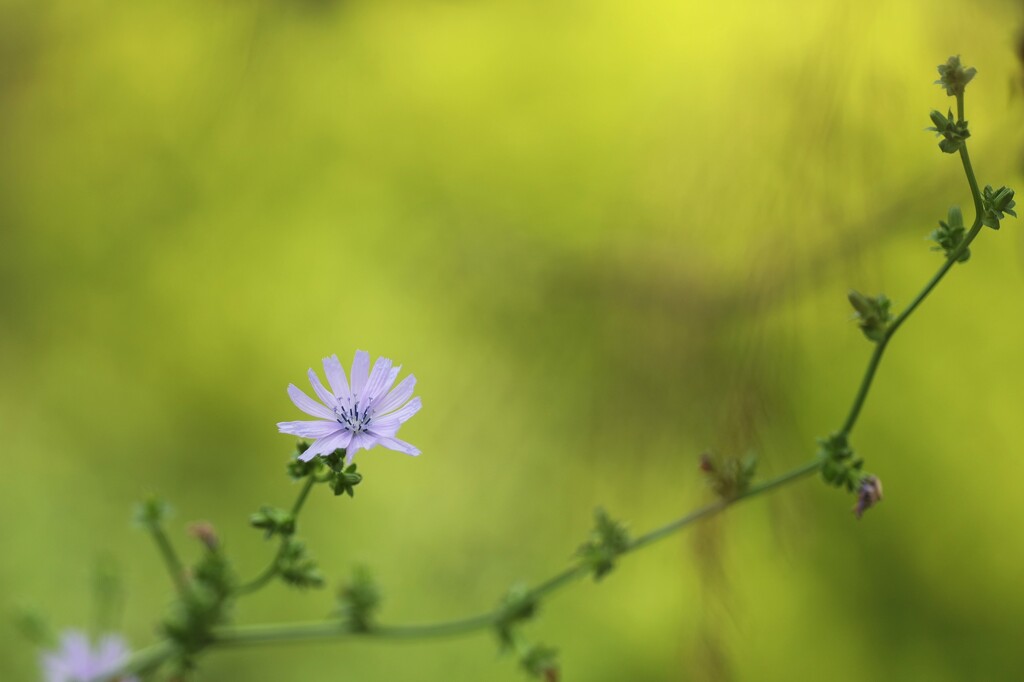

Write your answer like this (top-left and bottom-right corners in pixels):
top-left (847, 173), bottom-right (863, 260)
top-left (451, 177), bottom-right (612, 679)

top-left (278, 351), bottom-right (421, 463)
top-left (40, 631), bottom-right (136, 682)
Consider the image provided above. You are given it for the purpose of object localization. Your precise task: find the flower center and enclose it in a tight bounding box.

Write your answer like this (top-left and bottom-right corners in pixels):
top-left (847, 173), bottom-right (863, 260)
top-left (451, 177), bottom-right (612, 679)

top-left (335, 397), bottom-right (373, 434)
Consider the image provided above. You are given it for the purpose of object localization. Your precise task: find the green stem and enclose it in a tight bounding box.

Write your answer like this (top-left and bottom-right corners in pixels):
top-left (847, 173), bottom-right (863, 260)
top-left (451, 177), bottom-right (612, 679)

top-left (100, 95), bottom-right (996, 682)
top-left (236, 474), bottom-right (317, 595)
top-left (103, 459), bottom-right (820, 675)
top-left (839, 138), bottom-right (984, 436)
top-left (628, 458), bottom-right (822, 551)
top-left (207, 459), bottom-right (821, 648)
top-left (147, 525), bottom-right (188, 596)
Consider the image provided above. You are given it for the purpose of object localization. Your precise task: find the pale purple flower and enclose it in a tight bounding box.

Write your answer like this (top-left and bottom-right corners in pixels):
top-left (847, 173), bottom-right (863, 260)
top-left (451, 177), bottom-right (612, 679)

top-left (278, 351), bottom-right (421, 463)
top-left (40, 631), bottom-right (137, 682)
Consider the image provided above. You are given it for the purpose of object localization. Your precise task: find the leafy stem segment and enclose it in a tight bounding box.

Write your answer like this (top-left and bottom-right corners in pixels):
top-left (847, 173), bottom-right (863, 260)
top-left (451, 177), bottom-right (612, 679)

top-left (103, 458), bottom-right (820, 677)
top-left (839, 125), bottom-right (984, 437)
top-left (98, 56), bottom-right (1011, 682)
top-left (236, 474), bottom-right (318, 595)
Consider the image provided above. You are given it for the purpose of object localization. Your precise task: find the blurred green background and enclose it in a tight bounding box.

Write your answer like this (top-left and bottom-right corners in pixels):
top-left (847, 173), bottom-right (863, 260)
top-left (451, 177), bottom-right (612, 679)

top-left (2, 0), bottom-right (1024, 680)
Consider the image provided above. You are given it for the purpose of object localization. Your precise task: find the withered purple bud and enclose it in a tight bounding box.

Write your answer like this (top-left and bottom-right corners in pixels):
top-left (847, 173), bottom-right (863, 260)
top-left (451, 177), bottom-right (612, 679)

top-left (853, 475), bottom-right (883, 520)
top-left (699, 453), bottom-right (715, 473)
top-left (188, 521), bottom-right (220, 550)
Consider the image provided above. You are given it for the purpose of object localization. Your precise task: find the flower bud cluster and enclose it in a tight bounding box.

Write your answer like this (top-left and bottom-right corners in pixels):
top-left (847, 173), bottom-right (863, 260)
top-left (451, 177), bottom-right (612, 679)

top-left (519, 642), bottom-right (560, 681)
top-left (495, 585), bottom-right (538, 648)
top-left (929, 206), bottom-right (970, 263)
top-left (278, 539), bottom-right (325, 589)
top-left (817, 434), bottom-right (883, 519)
top-left (848, 291), bottom-right (891, 343)
top-left (289, 444), bottom-right (365, 497)
top-left (699, 452), bottom-right (757, 499)
top-left (575, 508), bottom-right (630, 581)
top-left (926, 109), bottom-right (970, 154)
top-left (134, 497), bottom-right (171, 530)
top-left (981, 185), bottom-right (1017, 230)
top-left (162, 525), bottom-right (236, 671)
top-left (935, 55), bottom-right (977, 97)
top-left (336, 565), bottom-right (380, 632)
top-left (322, 450), bottom-right (363, 497)
top-left (494, 587), bottom-right (559, 681)
top-left (817, 433), bottom-right (862, 492)
top-left (249, 506), bottom-right (296, 538)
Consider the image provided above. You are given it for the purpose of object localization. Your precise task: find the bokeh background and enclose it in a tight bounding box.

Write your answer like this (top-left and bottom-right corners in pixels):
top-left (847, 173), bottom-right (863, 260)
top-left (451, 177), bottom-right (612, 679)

top-left (2, 0), bottom-right (1024, 680)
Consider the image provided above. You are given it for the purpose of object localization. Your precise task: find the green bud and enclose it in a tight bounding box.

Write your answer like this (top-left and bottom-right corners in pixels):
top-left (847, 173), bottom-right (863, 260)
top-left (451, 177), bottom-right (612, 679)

top-left (848, 291), bottom-right (891, 343)
top-left (816, 433), bottom-right (863, 492)
top-left (192, 543), bottom-right (236, 596)
top-left (495, 584), bottom-right (539, 649)
top-left (278, 538), bottom-right (325, 589)
top-left (249, 506), bottom-right (295, 538)
top-left (287, 445), bottom-right (322, 480)
top-left (925, 109), bottom-right (970, 154)
top-left (520, 643), bottom-right (559, 681)
top-left (322, 448), bottom-right (346, 469)
top-left (935, 55), bottom-right (977, 97)
top-left (981, 185), bottom-right (1017, 230)
top-left (328, 462), bottom-right (363, 497)
top-left (163, 539), bottom-right (236, 658)
top-left (929, 206), bottom-right (970, 263)
top-left (576, 508), bottom-right (630, 581)
top-left (134, 497), bottom-right (171, 529)
top-left (337, 565), bottom-right (380, 631)
top-left (699, 452), bottom-right (758, 498)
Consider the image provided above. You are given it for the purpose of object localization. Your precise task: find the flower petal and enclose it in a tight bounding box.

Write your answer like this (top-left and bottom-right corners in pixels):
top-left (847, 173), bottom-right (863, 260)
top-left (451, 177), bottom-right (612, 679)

top-left (287, 384), bottom-right (334, 420)
top-left (307, 368), bottom-right (336, 407)
top-left (367, 423), bottom-right (399, 438)
top-left (374, 374), bottom-right (416, 415)
top-left (323, 355), bottom-right (351, 400)
top-left (384, 396), bottom-right (421, 424)
top-left (382, 364), bottom-right (401, 396)
top-left (363, 356), bottom-right (393, 404)
top-left (300, 429), bottom-right (353, 462)
top-left (277, 420), bottom-right (341, 439)
top-left (345, 432), bottom-right (377, 463)
top-left (349, 350), bottom-right (371, 401)
top-left (376, 435), bottom-right (421, 456)
top-left (95, 635), bottom-right (132, 672)
top-left (371, 397), bottom-right (422, 434)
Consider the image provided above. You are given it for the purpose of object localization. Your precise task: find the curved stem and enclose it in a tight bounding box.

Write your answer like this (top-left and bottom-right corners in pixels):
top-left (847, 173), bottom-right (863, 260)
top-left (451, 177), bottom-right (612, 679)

top-left (205, 459), bottom-right (821, 648)
top-left (103, 459), bottom-right (820, 676)
top-left (839, 137), bottom-right (984, 436)
top-left (99, 94), bottom-right (997, 682)
top-left (236, 475), bottom-right (317, 595)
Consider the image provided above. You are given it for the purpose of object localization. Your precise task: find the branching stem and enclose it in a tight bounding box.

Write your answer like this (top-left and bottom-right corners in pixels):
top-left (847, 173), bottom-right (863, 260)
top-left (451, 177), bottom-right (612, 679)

top-left (236, 474), bottom-right (318, 595)
top-left (103, 89), bottom-right (995, 682)
top-left (840, 127), bottom-right (983, 436)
